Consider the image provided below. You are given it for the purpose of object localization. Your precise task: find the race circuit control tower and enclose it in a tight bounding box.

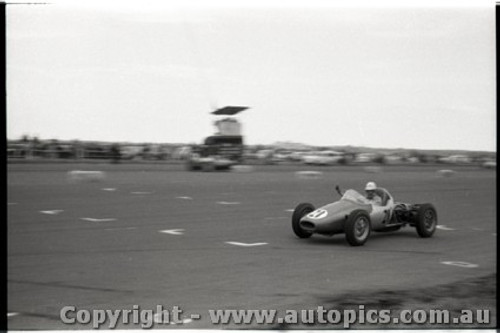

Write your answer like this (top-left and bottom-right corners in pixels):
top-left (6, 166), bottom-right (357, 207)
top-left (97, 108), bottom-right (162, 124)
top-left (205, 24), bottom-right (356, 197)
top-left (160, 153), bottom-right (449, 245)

top-left (186, 106), bottom-right (249, 171)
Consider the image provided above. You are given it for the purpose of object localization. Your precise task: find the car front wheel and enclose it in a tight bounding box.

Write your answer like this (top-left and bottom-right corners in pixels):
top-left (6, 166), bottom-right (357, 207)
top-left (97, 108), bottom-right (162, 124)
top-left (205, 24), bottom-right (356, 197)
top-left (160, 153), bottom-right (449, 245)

top-left (345, 210), bottom-right (371, 246)
top-left (292, 203), bottom-right (315, 239)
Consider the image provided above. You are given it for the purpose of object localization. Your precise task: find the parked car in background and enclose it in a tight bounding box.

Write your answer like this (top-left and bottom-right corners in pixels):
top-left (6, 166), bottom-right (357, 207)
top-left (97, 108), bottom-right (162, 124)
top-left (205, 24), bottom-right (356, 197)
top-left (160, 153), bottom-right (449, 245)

top-left (353, 152), bottom-right (377, 163)
top-left (120, 145), bottom-right (144, 160)
top-left (438, 155), bottom-right (472, 164)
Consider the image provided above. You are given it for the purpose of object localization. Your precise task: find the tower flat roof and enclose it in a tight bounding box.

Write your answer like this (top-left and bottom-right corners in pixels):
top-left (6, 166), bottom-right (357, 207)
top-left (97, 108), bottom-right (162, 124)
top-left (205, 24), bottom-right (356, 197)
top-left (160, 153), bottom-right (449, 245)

top-left (211, 106), bottom-right (249, 115)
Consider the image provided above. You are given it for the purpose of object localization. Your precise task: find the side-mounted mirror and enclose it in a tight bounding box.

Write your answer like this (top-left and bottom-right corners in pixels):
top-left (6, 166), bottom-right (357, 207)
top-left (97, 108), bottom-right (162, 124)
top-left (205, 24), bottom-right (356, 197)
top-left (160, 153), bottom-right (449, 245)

top-left (335, 185), bottom-right (343, 197)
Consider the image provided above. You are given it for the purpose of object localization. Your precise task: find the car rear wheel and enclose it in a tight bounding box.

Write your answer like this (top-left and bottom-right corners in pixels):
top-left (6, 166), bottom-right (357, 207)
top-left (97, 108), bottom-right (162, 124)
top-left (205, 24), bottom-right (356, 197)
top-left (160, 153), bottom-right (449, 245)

top-left (345, 210), bottom-right (371, 246)
top-left (292, 203), bottom-right (315, 238)
top-left (415, 204), bottom-right (437, 238)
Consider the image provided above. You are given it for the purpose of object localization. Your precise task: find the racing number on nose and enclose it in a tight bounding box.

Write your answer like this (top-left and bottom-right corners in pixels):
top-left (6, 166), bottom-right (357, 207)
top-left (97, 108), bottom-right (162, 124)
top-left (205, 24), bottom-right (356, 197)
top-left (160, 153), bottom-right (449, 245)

top-left (307, 209), bottom-right (328, 219)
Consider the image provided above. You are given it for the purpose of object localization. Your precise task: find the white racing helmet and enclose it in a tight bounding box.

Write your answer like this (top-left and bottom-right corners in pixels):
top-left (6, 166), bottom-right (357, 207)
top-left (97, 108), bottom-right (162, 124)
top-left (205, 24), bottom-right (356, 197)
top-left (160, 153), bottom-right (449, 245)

top-left (365, 181), bottom-right (377, 191)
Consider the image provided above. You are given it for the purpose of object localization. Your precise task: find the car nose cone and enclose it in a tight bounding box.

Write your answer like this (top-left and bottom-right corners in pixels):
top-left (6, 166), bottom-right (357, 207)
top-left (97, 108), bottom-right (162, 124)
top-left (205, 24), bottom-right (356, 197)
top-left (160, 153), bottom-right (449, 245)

top-left (300, 220), bottom-right (316, 231)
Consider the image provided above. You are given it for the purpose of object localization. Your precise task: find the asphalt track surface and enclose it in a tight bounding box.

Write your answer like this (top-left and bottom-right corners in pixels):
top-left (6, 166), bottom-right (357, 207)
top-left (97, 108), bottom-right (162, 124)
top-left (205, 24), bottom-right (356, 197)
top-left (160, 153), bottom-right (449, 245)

top-left (7, 163), bottom-right (496, 329)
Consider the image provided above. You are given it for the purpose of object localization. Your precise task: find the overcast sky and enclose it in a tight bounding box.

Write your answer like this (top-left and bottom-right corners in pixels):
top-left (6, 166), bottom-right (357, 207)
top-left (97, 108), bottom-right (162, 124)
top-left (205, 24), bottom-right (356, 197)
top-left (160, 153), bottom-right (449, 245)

top-left (6, 0), bottom-right (496, 151)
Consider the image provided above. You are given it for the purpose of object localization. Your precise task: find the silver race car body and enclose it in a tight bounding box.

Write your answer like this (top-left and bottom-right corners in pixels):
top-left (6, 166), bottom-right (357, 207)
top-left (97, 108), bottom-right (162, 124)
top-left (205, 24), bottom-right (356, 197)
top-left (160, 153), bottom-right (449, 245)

top-left (292, 188), bottom-right (437, 246)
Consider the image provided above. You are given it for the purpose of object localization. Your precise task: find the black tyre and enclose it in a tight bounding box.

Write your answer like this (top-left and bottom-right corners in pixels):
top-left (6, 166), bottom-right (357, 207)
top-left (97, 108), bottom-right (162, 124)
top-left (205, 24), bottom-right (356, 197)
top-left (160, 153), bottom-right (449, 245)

top-left (292, 203), bottom-right (315, 238)
top-left (415, 204), bottom-right (437, 238)
top-left (345, 210), bottom-right (371, 246)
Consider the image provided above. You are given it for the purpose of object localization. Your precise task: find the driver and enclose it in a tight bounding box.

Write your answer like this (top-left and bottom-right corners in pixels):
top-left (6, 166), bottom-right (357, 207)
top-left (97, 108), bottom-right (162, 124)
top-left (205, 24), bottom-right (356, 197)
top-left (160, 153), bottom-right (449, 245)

top-left (365, 181), bottom-right (382, 205)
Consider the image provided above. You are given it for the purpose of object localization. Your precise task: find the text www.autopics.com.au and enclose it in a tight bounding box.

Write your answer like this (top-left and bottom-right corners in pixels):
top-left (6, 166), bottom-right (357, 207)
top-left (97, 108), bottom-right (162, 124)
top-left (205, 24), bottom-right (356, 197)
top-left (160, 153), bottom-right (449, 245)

top-left (60, 305), bottom-right (491, 329)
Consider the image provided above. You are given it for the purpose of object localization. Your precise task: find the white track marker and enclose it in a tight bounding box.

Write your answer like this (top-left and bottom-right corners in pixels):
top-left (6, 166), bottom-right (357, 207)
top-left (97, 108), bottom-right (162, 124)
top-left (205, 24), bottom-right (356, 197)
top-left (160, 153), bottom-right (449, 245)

top-left (8, 203), bottom-right (18, 206)
top-left (441, 261), bottom-right (478, 268)
top-left (80, 218), bottom-right (117, 222)
top-left (225, 241), bottom-right (268, 247)
top-left (68, 170), bottom-right (105, 182)
top-left (7, 312), bottom-right (19, 317)
top-left (131, 191), bottom-right (153, 195)
top-left (159, 229), bottom-right (185, 235)
top-left (217, 201), bottom-right (241, 205)
top-left (101, 188), bottom-right (117, 192)
top-left (232, 165), bottom-right (254, 172)
top-left (40, 210), bottom-right (63, 215)
top-left (470, 227), bottom-right (484, 231)
top-left (492, 233), bottom-right (497, 237)
top-left (437, 169), bottom-right (456, 177)
top-left (285, 209), bottom-right (294, 212)
top-left (436, 225), bottom-right (455, 231)
top-left (295, 170), bottom-right (324, 179)
top-left (176, 196), bottom-right (193, 200)
top-left (264, 217), bottom-right (287, 220)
